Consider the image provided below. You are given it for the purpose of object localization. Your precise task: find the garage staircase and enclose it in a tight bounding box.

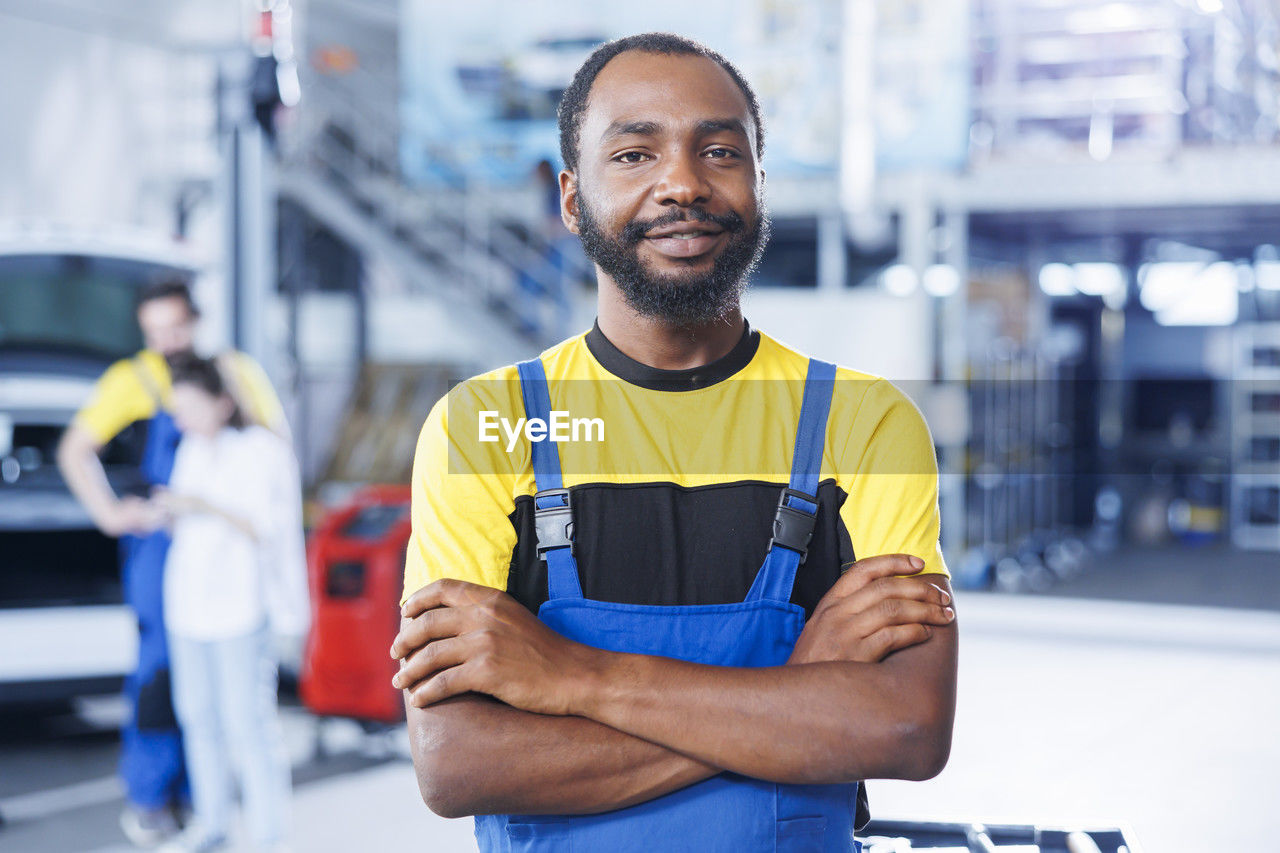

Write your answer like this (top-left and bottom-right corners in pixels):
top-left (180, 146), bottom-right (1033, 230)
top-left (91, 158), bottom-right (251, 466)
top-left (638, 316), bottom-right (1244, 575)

top-left (276, 119), bottom-right (594, 352)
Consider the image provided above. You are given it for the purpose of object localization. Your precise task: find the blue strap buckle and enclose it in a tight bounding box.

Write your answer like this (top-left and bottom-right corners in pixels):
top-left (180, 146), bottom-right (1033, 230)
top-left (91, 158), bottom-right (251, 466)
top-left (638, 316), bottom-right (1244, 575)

top-left (533, 488), bottom-right (575, 559)
top-left (770, 488), bottom-right (818, 562)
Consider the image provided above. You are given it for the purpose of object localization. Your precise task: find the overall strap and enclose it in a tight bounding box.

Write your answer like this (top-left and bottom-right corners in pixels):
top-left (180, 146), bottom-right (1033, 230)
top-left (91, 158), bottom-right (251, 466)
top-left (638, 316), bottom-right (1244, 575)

top-left (747, 358), bottom-right (837, 603)
top-left (133, 355), bottom-right (181, 485)
top-left (131, 354), bottom-right (166, 411)
top-left (516, 358), bottom-right (584, 600)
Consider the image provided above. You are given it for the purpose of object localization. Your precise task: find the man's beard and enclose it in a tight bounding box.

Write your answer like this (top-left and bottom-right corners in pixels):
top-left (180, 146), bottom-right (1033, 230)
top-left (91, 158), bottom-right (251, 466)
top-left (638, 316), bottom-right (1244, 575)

top-left (576, 192), bottom-right (770, 328)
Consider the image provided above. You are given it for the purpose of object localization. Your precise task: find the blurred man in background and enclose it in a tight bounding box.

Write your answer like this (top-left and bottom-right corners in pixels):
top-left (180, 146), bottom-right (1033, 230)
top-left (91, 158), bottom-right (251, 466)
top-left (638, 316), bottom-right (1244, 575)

top-left (57, 281), bottom-right (286, 847)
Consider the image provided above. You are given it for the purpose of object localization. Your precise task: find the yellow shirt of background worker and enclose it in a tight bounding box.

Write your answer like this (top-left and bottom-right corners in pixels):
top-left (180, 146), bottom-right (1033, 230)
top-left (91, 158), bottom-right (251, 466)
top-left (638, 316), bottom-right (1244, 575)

top-left (75, 348), bottom-right (286, 447)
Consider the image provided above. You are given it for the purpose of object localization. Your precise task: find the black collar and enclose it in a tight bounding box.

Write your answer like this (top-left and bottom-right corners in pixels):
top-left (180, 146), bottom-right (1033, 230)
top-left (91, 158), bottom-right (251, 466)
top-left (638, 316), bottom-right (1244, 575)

top-left (584, 319), bottom-right (760, 392)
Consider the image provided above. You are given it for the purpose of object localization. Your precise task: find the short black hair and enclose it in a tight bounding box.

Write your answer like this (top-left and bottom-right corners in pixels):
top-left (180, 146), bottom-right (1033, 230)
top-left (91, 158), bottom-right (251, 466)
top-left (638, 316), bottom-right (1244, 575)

top-left (557, 33), bottom-right (765, 173)
top-left (137, 279), bottom-right (200, 318)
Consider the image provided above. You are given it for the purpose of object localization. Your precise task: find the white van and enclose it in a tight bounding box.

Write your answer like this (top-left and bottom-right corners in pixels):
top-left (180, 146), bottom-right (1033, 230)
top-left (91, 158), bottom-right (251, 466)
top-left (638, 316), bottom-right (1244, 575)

top-left (0, 226), bottom-right (200, 708)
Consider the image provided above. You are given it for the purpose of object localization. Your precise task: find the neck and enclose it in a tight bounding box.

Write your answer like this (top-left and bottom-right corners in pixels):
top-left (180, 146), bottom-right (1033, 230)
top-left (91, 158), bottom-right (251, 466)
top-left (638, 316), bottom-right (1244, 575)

top-left (595, 278), bottom-right (745, 370)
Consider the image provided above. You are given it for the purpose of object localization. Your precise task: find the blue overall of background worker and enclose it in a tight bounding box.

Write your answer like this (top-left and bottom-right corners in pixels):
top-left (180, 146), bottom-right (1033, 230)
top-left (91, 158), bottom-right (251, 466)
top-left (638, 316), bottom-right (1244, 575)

top-left (57, 281), bottom-right (286, 846)
top-left (391, 33), bottom-right (959, 852)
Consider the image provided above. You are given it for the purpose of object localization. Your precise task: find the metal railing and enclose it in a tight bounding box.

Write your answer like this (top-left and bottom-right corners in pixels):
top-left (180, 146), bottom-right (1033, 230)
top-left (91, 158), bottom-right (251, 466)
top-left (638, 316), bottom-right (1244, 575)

top-left (279, 104), bottom-right (594, 345)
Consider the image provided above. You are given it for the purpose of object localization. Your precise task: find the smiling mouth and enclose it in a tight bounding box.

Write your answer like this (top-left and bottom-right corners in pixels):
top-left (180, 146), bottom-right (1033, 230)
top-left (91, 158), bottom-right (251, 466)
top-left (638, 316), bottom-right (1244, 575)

top-left (643, 229), bottom-right (725, 259)
top-left (644, 222), bottom-right (725, 238)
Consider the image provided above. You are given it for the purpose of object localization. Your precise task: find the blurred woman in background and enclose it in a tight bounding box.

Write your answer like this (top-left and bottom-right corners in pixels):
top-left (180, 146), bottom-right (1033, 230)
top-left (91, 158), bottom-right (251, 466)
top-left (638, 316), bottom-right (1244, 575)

top-left (154, 354), bottom-right (308, 853)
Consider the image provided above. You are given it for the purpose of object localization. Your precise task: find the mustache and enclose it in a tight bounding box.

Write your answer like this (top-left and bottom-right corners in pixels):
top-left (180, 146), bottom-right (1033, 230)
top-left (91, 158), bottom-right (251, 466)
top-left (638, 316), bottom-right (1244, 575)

top-left (620, 207), bottom-right (747, 246)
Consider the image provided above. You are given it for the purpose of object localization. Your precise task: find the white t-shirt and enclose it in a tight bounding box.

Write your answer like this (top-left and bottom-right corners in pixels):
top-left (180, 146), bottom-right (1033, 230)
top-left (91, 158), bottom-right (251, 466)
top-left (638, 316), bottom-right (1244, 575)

top-left (164, 425), bottom-right (309, 641)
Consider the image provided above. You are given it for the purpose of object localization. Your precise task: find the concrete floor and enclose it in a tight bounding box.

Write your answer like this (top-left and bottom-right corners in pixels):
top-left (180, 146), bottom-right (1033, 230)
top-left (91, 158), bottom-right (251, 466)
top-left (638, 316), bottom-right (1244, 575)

top-left (869, 592), bottom-right (1280, 853)
top-left (2, 545), bottom-right (1278, 852)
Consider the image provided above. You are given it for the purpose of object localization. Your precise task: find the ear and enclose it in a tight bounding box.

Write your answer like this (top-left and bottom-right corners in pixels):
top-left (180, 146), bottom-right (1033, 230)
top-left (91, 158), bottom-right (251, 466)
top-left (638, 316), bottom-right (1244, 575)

top-left (559, 170), bottom-right (581, 235)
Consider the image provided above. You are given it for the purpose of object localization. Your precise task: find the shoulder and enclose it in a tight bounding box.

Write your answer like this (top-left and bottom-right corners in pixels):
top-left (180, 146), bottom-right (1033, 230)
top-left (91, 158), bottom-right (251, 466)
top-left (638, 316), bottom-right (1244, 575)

top-left (834, 372), bottom-right (924, 429)
top-left (831, 374), bottom-right (935, 475)
top-left (751, 330), bottom-right (932, 467)
top-left (75, 351), bottom-right (163, 442)
top-left (743, 330), bottom-right (810, 379)
top-left (751, 329), bottom-right (916, 421)
top-left (96, 351), bottom-right (159, 392)
top-left (222, 349), bottom-right (261, 370)
top-left (221, 350), bottom-right (276, 396)
top-left (221, 350), bottom-right (286, 426)
top-left (425, 362), bottom-right (520, 436)
top-left (237, 424), bottom-right (291, 456)
top-left (428, 330), bottom-right (593, 427)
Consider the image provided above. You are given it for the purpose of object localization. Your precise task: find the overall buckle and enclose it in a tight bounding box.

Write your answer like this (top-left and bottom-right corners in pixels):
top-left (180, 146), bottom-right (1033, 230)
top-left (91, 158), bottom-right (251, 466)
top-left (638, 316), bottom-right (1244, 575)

top-left (533, 488), bottom-right (575, 559)
top-left (770, 487), bottom-right (818, 562)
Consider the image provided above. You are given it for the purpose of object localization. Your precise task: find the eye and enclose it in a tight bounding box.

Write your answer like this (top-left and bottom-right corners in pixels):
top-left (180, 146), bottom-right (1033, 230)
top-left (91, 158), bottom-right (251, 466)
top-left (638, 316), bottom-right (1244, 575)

top-left (613, 151), bottom-right (650, 164)
top-left (704, 146), bottom-right (741, 160)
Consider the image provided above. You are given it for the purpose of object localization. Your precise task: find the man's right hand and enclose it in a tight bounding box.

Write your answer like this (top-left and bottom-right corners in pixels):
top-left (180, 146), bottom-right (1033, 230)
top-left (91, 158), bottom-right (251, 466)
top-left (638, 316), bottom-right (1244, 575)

top-left (101, 496), bottom-right (164, 537)
top-left (788, 554), bottom-right (955, 666)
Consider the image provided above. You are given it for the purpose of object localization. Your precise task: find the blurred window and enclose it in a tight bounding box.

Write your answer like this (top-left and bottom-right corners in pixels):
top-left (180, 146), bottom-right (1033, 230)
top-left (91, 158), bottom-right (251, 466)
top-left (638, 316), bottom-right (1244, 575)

top-left (755, 217), bottom-right (818, 288)
top-left (0, 254), bottom-right (190, 360)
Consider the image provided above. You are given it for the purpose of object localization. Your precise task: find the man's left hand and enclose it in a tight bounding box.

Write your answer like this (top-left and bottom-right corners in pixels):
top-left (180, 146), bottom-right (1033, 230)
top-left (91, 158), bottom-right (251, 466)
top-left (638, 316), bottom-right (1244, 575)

top-left (391, 579), bottom-right (598, 714)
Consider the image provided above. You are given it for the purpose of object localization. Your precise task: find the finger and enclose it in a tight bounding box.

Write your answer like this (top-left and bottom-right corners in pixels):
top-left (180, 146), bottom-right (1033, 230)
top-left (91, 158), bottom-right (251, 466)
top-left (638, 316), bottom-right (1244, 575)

top-left (864, 623), bottom-right (934, 662)
top-left (394, 635), bottom-right (470, 691)
top-left (850, 575), bottom-right (952, 612)
top-left (827, 554), bottom-right (928, 599)
top-left (390, 607), bottom-right (465, 659)
top-left (409, 661), bottom-right (478, 708)
top-left (835, 596), bottom-right (956, 634)
top-left (401, 577), bottom-right (491, 619)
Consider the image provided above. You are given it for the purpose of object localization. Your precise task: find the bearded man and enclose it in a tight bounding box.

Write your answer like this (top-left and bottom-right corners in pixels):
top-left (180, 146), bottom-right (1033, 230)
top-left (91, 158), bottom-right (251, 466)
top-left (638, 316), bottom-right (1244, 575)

top-left (391, 33), bottom-right (957, 853)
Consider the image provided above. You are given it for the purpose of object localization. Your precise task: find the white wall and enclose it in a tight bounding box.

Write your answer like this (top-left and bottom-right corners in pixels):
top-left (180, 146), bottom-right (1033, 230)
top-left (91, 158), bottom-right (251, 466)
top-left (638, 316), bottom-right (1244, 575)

top-left (741, 286), bottom-right (934, 381)
top-left (0, 2), bottom-right (237, 229)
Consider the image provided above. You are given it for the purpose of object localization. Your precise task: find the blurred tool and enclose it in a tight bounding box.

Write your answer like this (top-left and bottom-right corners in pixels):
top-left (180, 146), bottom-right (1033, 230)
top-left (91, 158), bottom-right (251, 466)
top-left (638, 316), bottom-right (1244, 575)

top-left (959, 334), bottom-right (1090, 592)
top-left (965, 823), bottom-right (999, 852)
top-left (860, 817), bottom-right (1137, 852)
top-left (1064, 831), bottom-right (1102, 853)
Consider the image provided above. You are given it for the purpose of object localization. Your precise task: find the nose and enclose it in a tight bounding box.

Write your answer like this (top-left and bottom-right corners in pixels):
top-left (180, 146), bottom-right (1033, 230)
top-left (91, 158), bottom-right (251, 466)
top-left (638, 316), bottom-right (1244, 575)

top-left (652, 150), bottom-right (711, 208)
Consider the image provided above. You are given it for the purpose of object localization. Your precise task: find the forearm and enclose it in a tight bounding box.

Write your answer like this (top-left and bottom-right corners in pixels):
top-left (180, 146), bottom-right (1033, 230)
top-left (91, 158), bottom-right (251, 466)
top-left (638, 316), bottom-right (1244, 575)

top-left (396, 571), bottom-right (957, 811)
top-left (204, 501), bottom-right (261, 541)
top-left (407, 692), bottom-right (718, 818)
top-left (56, 428), bottom-right (117, 531)
top-left (574, 629), bottom-right (957, 785)
top-left (178, 495), bottom-right (262, 542)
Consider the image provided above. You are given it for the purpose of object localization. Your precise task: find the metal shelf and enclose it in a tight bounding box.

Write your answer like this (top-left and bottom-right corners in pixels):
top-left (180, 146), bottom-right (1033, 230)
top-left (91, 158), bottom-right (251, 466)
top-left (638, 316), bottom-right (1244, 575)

top-left (1232, 324), bottom-right (1280, 551)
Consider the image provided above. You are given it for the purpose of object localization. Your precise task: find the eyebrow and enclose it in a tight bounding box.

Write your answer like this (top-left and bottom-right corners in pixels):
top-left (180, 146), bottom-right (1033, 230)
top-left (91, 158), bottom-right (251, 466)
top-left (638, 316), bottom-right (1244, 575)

top-left (600, 117), bottom-right (750, 144)
top-left (601, 120), bottom-right (660, 143)
top-left (695, 118), bottom-right (748, 138)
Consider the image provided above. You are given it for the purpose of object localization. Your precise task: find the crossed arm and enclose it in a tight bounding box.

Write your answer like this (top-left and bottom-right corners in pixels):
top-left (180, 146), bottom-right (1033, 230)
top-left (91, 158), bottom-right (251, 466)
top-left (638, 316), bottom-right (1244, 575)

top-left (391, 555), bottom-right (957, 819)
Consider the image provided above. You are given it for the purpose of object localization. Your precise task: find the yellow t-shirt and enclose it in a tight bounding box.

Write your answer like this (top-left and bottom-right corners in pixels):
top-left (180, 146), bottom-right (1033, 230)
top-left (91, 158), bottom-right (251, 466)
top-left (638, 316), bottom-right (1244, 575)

top-left (402, 322), bottom-right (946, 614)
top-left (75, 349), bottom-right (287, 445)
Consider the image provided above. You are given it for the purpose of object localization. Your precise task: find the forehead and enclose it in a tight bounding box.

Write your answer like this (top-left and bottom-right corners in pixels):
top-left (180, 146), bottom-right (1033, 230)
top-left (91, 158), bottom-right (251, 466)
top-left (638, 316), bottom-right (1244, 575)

top-left (170, 382), bottom-right (208, 401)
top-left (581, 51), bottom-right (754, 148)
top-left (138, 295), bottom-right (192, 322)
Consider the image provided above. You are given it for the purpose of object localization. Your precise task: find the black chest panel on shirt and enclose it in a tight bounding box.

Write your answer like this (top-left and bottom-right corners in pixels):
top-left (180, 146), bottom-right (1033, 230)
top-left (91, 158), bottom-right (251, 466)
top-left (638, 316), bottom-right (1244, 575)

top-left (504, 479), bottom-right (856, 618)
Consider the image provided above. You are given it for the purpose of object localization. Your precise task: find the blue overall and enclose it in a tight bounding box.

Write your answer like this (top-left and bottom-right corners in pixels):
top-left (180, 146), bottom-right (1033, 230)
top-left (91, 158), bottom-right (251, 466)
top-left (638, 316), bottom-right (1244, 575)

top-left (118, 398), bottom-right (188, 810)
top-left (474, 357), bottom-right (861, 852)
